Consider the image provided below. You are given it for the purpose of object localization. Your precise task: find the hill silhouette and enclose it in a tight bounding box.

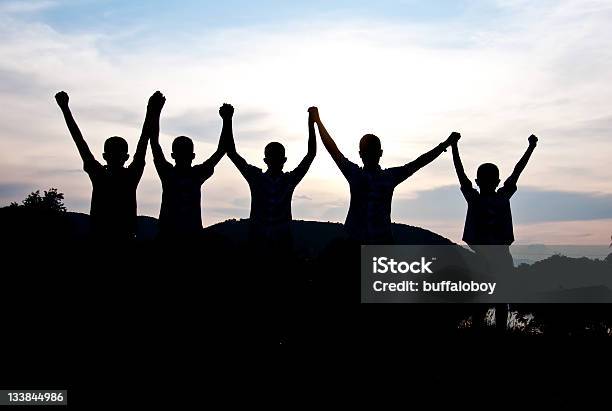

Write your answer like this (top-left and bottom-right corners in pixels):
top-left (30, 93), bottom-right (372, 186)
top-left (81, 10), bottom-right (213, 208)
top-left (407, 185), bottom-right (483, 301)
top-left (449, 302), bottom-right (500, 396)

top-left (1, 205), bottom-right (611, 341)
top-left (3, 209), bottom-right (453, 252)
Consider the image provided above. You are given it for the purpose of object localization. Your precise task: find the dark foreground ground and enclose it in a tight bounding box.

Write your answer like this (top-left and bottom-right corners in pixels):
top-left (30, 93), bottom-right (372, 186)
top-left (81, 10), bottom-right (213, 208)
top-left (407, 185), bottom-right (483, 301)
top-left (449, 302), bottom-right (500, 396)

top-left (1, 208), bottom-right (611, 405)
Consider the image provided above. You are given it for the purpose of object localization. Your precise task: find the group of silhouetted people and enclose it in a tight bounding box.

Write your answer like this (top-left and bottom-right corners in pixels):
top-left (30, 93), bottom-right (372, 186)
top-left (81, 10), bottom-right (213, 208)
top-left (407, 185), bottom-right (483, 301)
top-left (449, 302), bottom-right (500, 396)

top-left (55, 90), bottom-right (538, 264)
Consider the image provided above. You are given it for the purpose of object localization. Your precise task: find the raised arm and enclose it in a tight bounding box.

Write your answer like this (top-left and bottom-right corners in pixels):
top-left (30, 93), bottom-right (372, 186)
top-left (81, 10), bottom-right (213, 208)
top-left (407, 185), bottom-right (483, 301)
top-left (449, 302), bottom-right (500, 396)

top-left (289, 107), bottom-right (318, 182)
top-left (55, 91), bottom-right (96, 165)
top-left (199, 103), bottom-right (231, 170)
top-left (221, 104), bottom-right (254, 178)
top-left (313, 109), bottom-right (344, 167)
top-left (306, 106), bottom-right (317, 161)
top-left (505, 134), bottom-right (538, 186)
top-left (133, 91), bottom-right (164, 166)
top-left (146, 91), bottom-right (168, 168)
top-left (451, 137), bottom-right (471, 187)
top-left (396, 132), bottom-right (460, 182)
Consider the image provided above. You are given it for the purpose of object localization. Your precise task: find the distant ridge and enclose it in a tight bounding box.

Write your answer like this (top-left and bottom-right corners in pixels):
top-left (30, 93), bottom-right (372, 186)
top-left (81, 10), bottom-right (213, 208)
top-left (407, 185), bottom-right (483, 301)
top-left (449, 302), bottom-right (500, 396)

top-left (0, 206), bottom-right (455, 259)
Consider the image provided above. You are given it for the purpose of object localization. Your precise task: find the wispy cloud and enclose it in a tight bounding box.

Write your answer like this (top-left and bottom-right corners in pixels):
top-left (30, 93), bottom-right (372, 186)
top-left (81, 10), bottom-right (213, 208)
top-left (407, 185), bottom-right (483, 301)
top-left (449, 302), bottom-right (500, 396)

top-left (393, 186), bottom-right (612, 223)
top-left (0, 1), bottom-right (58, 14)
top-left (0, 182), bottom-right (32, 201)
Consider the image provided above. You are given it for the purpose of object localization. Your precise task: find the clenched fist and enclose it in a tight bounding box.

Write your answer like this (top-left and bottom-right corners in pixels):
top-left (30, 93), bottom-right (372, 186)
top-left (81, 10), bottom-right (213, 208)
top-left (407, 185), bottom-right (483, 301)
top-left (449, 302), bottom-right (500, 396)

top-left (219, 103), bottom-right (234, 119)
top-left (55, 91), bottom-right (69, 108)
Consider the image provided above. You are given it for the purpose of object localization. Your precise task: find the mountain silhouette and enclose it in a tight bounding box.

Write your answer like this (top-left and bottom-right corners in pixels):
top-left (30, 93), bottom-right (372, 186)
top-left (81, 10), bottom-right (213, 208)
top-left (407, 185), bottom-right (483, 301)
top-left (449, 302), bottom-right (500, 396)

top-left (1, 205), bottom-right (611, 340)
top-left (0, 206), bottom-right (454, 254)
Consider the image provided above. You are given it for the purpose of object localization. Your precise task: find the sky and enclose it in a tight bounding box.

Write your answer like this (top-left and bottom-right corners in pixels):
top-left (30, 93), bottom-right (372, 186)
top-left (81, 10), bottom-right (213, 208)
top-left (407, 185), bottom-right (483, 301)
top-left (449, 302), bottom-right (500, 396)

top-left (1, 0), bottom-right (612, 245)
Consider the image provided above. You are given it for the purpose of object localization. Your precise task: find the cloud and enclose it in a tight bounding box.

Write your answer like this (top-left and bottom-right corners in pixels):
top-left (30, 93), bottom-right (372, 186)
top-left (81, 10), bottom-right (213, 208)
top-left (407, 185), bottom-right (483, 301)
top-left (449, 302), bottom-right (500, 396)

top-left (0, 1), bottom-right (58, 14)
top-left (393, 185), bottom-right (612, 224)
top-left (541, 115), bottom-right (612, 142)
top-left (207, 206), bottom-right (250, 218)
top-left (0, 182), bottom-right (32, 202)
top-left (70, 104), bottom-right (143, 128)
top-left (513, 218), bottom-right (612, 245)
top-left (512, 189), bottom-right (612, 223)
top-left (163, 108), bottom-right (273, 144)
top-left (0, 68), bottom-right (46, 95)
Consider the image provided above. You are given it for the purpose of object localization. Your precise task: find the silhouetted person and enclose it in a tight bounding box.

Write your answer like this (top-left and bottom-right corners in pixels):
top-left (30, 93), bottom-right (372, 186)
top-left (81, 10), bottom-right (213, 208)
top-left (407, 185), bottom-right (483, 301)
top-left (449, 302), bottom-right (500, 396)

top-left (313, 109), bottom-right (459, 243)
top-left (452, 134), bottom-right (539, 332)
top-left (55, 91), bottom-right (163, 240)
top-left (150, 96), bottom-right (227, 239)
top-left (225, 106), bottom-right (317, 250)
top-left (452, 134), bottom-right (538, 265)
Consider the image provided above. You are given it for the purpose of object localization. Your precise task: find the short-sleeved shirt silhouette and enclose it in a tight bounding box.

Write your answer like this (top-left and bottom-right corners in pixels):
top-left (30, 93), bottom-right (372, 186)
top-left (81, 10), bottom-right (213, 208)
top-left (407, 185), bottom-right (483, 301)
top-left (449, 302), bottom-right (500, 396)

top-left (84, 158), bottom-right (145, 239)
top-left (155, 159), bottom-right (214, 237)
top-left (461, 181), bottom-right (517, 245)
top-left (337, 156), bottom-right (415, 243)
top-left (236, 158), bottom-right (311, 242)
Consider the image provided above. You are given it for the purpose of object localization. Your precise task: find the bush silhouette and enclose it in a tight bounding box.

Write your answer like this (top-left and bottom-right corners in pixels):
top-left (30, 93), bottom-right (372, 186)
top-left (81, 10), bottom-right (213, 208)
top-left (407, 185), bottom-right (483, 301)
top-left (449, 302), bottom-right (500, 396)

top-left (3, 187), bottom-right (69, 241)
top-left (11, 188), bottom-right (66, 213)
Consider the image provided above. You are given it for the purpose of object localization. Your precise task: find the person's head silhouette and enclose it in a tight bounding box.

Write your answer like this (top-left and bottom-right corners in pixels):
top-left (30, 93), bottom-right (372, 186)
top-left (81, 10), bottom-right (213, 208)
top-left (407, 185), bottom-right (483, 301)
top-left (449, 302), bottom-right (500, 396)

top-left (103, 136), bottom-right (129, 169)
top-left (171, 136), bottom-right (196, 168)
top-left (476, 163), bottom-right (501, 194)
top-left (359, 134), bottom-right (383, 169)
top-left (264, 142), bottom-right (287, 174)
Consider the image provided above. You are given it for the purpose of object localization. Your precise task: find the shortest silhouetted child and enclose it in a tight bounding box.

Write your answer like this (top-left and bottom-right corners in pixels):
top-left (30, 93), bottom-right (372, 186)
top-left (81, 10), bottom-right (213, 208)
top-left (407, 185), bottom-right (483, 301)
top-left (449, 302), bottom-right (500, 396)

top-left (452, 134), bottom-right (538, 332)
top-left (452, 134), bottom-right (538, 264)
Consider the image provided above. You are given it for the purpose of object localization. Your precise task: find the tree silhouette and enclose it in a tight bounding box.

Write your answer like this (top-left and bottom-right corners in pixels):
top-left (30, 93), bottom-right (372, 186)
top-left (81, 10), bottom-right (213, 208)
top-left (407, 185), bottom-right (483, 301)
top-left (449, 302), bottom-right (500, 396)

top-left (13, 188), bottom-right (66, 213)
